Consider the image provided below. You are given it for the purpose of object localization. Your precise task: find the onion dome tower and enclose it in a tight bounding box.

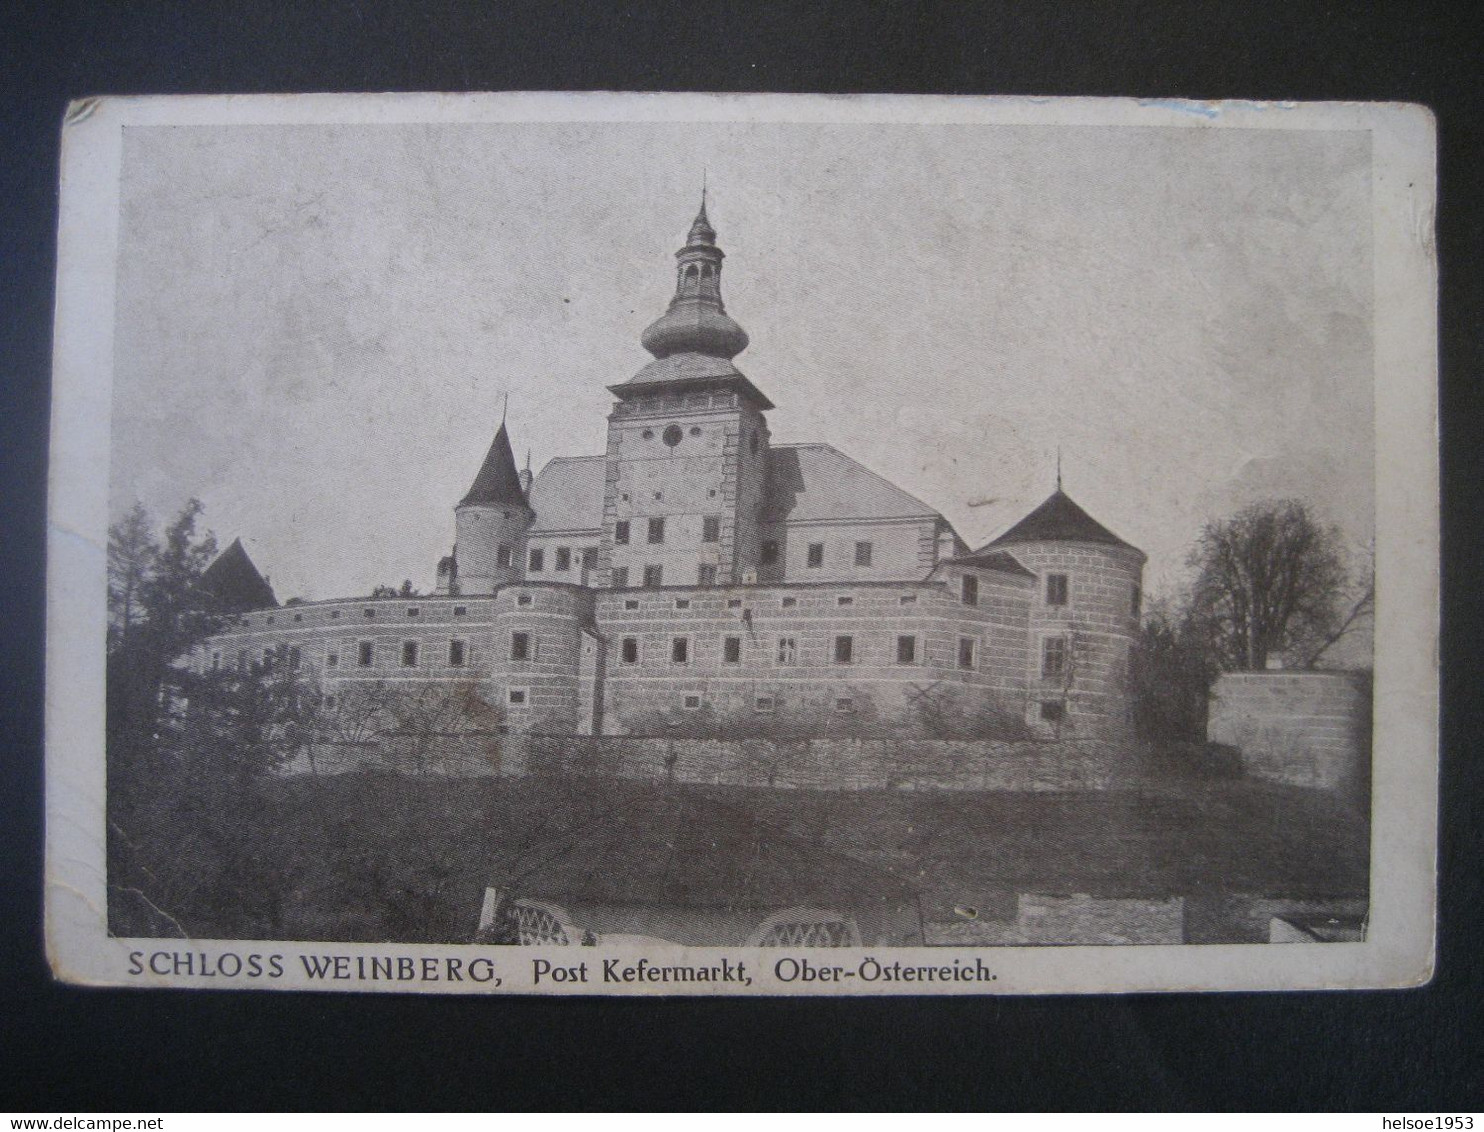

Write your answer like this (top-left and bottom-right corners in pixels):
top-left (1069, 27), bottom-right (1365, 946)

top-left (453, 418), bottom-right (533, 594)
top-left (639, 196), bottom-right (750, 362)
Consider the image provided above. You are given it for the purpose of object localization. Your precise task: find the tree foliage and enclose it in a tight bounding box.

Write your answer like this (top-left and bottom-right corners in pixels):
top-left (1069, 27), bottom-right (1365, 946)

top-left (1187, 499), bottom-right (1362, 671)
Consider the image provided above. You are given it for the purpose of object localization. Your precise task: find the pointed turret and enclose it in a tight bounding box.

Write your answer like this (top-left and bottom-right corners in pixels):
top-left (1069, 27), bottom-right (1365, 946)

top-left (199, 537), bottom-right (278, 612)
top-left (986, 489), bottom-right (1140, 553)
top-left (459, 421), bottom-right (528, 509)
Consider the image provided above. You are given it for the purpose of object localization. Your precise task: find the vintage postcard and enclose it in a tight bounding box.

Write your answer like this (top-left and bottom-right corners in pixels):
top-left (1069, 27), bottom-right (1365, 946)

top-left (45, 93), bottom-right (1437, 994)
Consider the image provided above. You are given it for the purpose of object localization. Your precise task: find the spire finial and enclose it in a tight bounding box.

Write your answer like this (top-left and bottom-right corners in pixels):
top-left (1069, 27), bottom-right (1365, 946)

top-left (1056, 446), bottom-right (1063, 492)
top-left (501, 392), bottom-right (509, 427)
top-left (524, 448), bottom-right (531, 472)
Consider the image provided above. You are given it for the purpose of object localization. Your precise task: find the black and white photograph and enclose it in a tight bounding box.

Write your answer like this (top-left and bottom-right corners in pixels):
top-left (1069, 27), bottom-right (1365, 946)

top-left (44, 93), bottom-right (1437, 994)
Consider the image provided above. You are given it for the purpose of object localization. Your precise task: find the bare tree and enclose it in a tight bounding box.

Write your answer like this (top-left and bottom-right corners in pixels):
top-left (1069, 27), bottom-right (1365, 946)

top-left (107, 501), bottom-right (156, 652)
top-left (1187, 499), bottom-right (1352, 671)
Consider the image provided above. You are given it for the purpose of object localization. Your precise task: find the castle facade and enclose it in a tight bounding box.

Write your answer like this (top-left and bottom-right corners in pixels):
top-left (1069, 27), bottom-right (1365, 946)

top-left (199, 200), bottom-right (1145, 739)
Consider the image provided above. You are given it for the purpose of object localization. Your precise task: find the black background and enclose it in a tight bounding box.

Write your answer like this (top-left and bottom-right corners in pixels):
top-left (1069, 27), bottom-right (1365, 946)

top-left (2, 1), bottom-right (1480, 1111)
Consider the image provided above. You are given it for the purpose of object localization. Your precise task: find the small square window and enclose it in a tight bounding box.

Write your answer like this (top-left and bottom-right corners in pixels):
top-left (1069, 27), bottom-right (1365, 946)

top-left (648, 517), bottom-right (665, 545)
top-left (837, 595), bottom-right (854, 607)
top-left (401, 641), bottom-right (419, 667)
top-left (406, 607), bottom-right (419, 618)
top-left (897, 635), bottom-right (917, 665)
top-left (555, 548), bottom-right (571, 572)
top-left (761, 541), bottom-right (779, 565)
top-left (643, 565), bottom-right (663, 587)
top-left (448, 640), bottom-right (466, 667)
top-left (357, 642), bottom-right (374, 668)
top-left (854, 541), bottom-right (873, 567)
top-left (612, 568), bottom-right (629, 588)
top-left (325, 695), bottom-right (338, 710)
top-left (511, 632), bottom-right (531, 661)
top-left (676, 598), bottom-right (691, 609)
top-left (528, 548), bottom-right (545, 572)
top-left (702, 516), bottom-right (721, 542)
top-left (723, 636), bottom-right (742, 663)
top-left (364, 608), bottom-right (376, 619)
top-left (293, 613), bottom-right (303, 623)
top-left (653, 491), bottom-right (663, 502)
top-left (508, 689), bottom-right (527, 706)
top-left (754, 695), bottom-right (776, 714)
top-left (835, 697), bottom-right (854, 714)
top-left (682, 695), bottom-right (702, 710)
top-left (899, 593), bottom-right (917, 605)
top-left (781, 596), bottom-right (797, 608)
top-left (671, 637), bottom-right (689, 664)
top-left (958, 637), bottom-right (977, 670)
top-left (727, 598), bottom-right (742, 608)
top-left (777, 637), bottom-right (797, 664)
top-left (263, 649), bottom-right (274, 664)
top-left (516, 593), bottom-right (532, 606)
top-left (807, 543), bottom-right (824, 568)
top-left (326, 652), bottom-right (339, 669)
top-left (624, 598), bottom-right (640, 611)
top-left (1047, 573), bottom-right (1069, 606)
top-left (266, 616), bottom-right (275, 625)
top-left (454, 605), bottom-right (467, 616)
top-left (697, 564), bottom-right (717, 586)
top-left (614, 520), bottom-right (630, 545)
top-left (962, 575), bottom-right (979, 606)
top-left (1040, 700), bottom-right (1066, 723)
top-left (621, 637), bottom-right (639, 664)
top-left (834, 635), bottom-right (853, 664)
top-left (330, 610), bottom-right (341, 620)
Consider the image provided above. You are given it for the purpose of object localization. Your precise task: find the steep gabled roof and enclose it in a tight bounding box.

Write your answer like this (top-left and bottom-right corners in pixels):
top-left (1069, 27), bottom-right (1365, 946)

top-left (984, 490), bottom-right (1140, 553)
top-left (761, 444), bottom-right (940, 524)
top-left (198, 538), bottom-right (277, 612)
top-left (940, 549), bottom-right (1037, 579)
top-left (459, 421), bottom-right (529, 509)
top-left (527, 456), bottom-right (606, 534)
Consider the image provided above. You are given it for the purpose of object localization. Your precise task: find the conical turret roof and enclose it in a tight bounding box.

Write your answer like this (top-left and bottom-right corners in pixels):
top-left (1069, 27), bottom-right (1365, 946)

top-left (459, 421), bottom-right (529, 509)
top-left (984, 490), bottom-right (1140, 554)
top-left (199, 537), bottom-right (278, 612)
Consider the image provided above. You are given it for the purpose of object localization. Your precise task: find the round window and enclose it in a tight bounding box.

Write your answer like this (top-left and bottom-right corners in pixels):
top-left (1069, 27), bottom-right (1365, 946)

top-left (641, 428), bottom-right (654, 440)
top-left (689, 426), bottom-right (702, 437)
top-left (663, 424), bottom-right (683, 447)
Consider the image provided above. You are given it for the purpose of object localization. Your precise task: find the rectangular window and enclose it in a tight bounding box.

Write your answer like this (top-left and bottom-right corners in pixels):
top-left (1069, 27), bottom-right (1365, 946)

top-left (364, 608), bottom-right (376, 618)
top-left (237, 650), bottom-right (248, 671)
top-left (900, 593), bottom-right (917, 605)
top-left (807, 542), bottom-right (824, 568)
top-left (326, 651), bottom-right (339, 669)
top-left (211, 652), bottom-right (221, 671)
top-left (401, 641), bottom-right (419, 668)
top-left (777, 637), bottom-right (797, 665)
top-left (357, 642), bottom-right (373, 668)
top-left (621, 637), bottom-right (639, 664)
top-left (528, 548), bottom-right (544, 572)
top-left (781, 596), bottom-right (797, 608)
top-left (962, 574), bottom-right (979, 606)
top-left (293, 613), bottom-right (303, 623)
top-left (834, 635), bottom-right (854, 664)
top-left (454, 606), bottom-right (467, 616)
top-left (1131, 584), bottom-right (1142, 620)
top-left (582, 547), bottom-right (598, 570)
top-left (958, 637), bottom-right (977, 670)
top-left (555, 548), bottom-right (571, 572)
top-left (643, 565), bottom-right (663, 587)
top-left (648, 517), bottom-right (665, 545)
top-left (754, 695), bottom-right (776, 714)
top-left (682, 695), bottom-right (702, 710)
top-left (675, 598), bottom-right (691, 609)
top-left (330, 610), bottom-right (341, 620)
top-left (855, 541), bottom-right (873, 567)
top-left (697, 564), bottom-right (717, 586)
top-left (406, 607), bottom-right (419, 618)
top-left (511, 632), bottom-right (530, 662)
top-left (835, 697), bottom-right (854, 714)
top-left (623, 598), bottom-right (640, 611)
top-left (263, 649), bottom-right (274, 665)
top-left (671, 637), bottom-right (689, 664)
top-left (612, 568), bottom-right (629, 588)
top-left (325, 695), bottom-right (338, 710)
top-left (727, 598), bottom-right (742, 608)
top-left (702, 516), bottom-right (721, 543)
top-left (896, 635), bottom-right (917, 665)
top-left (1047, 573), bottom-right (1069, 606)
top-left (723, 636), bottom-right (742, 663)
top-left (288, 646), bottom-right (302, 669)
top-left (1040, 700), bottom-right (1066, 723)
top-left (508, 689), bottom-right (526, 706)
top-left (516, 593), bottom-right (532, 606)
top-left (760, 540), bottom-right (779, 565)
top-left (497, 545), bottom-right (512, 568)
top-left (448, 640), bottom-right (467, 667)
top-left (614, 520), bottom-right (630, 545)
top-left (1042, 637), bottom-right (1067, 679)
top-left (837, 595), bottom-right (854, 606)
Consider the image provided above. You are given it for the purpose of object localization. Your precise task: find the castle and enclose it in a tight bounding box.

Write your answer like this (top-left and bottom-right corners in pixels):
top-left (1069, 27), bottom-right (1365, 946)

top-left (199, 199), bottom-right (1146, 739)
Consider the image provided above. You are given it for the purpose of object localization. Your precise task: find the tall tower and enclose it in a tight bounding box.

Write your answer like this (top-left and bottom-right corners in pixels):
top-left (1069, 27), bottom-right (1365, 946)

top-left (599, 196), bottom-right (774, 589)
top-left (454, 420), bottom-right (533, 593)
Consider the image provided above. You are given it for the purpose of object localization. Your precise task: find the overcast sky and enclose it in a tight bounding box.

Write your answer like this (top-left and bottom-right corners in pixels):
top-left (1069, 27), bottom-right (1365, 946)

top-left (110, 119), bottom-right (1372, 602)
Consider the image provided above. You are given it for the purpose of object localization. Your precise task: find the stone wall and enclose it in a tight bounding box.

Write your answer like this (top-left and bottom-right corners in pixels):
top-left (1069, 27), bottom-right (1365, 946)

top-left (1206, 671), bottom-right (1371, 798)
